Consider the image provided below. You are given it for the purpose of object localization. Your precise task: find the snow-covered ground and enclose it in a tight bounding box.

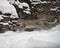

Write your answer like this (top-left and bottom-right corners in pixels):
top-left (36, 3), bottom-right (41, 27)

top-left (0, 25), bottom-right (60, 48)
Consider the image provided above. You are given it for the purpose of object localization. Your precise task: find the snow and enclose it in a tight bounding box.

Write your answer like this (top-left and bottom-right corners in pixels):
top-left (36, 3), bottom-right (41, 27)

top-left (50, 7), bottom-right (57, 11)
top-left (8, 0), bottom-right (31, 14)
top-left (40, 1), bottom-right (50, 4)
top-left (0, 25), bottom-right (60, 48)
top-left (0, 22), bottom-right (9, 25)
top-left (30, 0), bottom-right (51, 4)
top-left (30, 0), bottom-right (40, 1)
top-left (57, 7), bottom-right (60, 12)
top-left (41, 1), bottom-right (47, 4)
top-left (10, 15), bottom-right (18, 19)
top-left (7, 0), bottom-right (15, 4)
top-left (30, 0), bottom-right (40, 4)
top-left (2, 15), bottom-right (10, 17)
top-left (0, 15), bottom-right (3, 20)
top-left (31, 1), bottom-right (40, 4)
top-left (19, 2), bottom-right (30, 9)
top-left (0, 0), bottom-right (60, 48)
top-left (18, 2), bottom-right (31, 14)
top-left (21, 3), bottom-right (31, 14)
top-left (23, 10), bottom-right (31, 14)
top-left (50, 7), bottom-right (60, 12)
top-left (0, 0), bottom-right (18, 18)
top-left (3, 23), bottom-right (9, 25)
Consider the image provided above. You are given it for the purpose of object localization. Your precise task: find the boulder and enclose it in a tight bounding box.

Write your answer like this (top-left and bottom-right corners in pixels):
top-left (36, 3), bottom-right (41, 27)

top-left (0, 0), bottom-right (18, 18)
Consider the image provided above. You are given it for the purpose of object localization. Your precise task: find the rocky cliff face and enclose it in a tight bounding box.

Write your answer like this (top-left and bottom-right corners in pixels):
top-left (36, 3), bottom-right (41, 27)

top-left (0, 0), bottom-right (60, 32)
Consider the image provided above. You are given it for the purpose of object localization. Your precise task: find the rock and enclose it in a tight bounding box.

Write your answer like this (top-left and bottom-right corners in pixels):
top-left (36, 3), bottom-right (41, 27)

top-left (23, 25), bottom-right (36, 31)
top-left (0, 0), bottom-right (18, 18)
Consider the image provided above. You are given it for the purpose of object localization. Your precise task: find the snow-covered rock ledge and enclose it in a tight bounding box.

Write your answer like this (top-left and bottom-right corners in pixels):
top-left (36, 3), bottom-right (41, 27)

top-left (0, 0), bottom-right (18, 18)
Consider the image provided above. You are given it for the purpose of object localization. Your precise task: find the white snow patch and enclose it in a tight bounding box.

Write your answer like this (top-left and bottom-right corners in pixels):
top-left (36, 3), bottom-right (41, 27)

top-left (40, 1), bottom-right (50, 4)
top-left (30, 0), bottom-right (40, 4)
top-left (0, 15), bottom-right (3, 20)
top-left (18, 2), bottom-right (31, 14)
top-left (0, 22), bottom-right (9, 25)
top-left (50, 7), bottom-right (57, 11)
